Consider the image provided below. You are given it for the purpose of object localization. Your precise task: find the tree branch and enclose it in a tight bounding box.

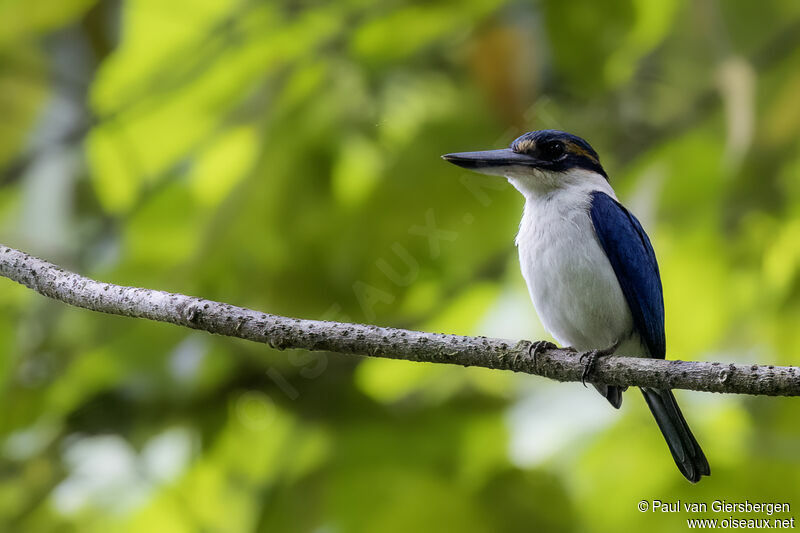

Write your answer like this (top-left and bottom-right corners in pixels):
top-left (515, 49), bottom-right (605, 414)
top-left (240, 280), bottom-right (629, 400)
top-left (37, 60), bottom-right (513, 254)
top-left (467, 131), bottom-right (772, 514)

top-left (1, 244), bottom-right (798, 396)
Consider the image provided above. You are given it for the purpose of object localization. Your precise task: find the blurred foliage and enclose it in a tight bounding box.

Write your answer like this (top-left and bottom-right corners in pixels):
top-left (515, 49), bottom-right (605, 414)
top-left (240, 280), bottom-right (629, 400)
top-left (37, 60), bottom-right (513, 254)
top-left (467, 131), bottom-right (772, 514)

top-left (1, 0), bottom-right (800, 531)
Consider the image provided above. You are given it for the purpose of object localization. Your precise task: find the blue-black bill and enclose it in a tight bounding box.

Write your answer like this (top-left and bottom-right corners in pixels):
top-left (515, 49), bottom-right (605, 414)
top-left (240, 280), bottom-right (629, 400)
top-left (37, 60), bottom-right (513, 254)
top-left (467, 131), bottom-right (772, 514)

top-left (441, 148), bottom-right (539, 170)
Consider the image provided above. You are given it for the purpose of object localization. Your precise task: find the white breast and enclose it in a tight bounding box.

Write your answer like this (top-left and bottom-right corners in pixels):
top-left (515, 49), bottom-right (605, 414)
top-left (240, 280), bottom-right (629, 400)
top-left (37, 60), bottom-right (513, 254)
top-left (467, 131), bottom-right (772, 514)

top-left (513, 182), bottom-right (641, 354)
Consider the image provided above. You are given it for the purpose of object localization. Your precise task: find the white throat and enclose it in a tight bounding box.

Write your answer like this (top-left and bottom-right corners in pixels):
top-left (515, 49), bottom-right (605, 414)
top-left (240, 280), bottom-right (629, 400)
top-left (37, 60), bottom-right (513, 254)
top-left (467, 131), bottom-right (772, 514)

top-left (506, 167), bottom-right (614, 202)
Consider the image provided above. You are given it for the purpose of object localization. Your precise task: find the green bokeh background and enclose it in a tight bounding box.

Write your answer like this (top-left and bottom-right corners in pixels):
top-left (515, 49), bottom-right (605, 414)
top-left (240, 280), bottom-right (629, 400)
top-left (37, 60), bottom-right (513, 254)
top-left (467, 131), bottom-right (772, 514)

top-left (1, 0), bottom-right (800, 531)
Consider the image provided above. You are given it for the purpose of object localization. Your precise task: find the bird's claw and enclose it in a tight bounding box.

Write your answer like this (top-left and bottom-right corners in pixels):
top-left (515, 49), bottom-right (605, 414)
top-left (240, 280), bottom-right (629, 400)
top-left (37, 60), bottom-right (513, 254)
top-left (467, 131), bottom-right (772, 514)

top-left (578, 340), bottom-right (620, 387)
top-left (580, 350), bottom-right (599, 387)
top-left (527, 340), bottom-right (557, 367)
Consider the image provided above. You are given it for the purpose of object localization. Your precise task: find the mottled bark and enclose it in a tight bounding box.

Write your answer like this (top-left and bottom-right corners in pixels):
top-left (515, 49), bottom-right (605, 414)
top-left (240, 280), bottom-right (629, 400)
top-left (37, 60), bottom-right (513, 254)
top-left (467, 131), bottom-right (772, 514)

top-left (1, 244), bottom-right (798, 396)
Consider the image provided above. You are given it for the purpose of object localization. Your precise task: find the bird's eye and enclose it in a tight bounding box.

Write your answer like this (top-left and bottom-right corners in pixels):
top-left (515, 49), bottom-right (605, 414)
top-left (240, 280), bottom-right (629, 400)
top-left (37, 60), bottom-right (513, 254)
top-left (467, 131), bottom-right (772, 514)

top-left (539, 141), bottom-right (565, 160)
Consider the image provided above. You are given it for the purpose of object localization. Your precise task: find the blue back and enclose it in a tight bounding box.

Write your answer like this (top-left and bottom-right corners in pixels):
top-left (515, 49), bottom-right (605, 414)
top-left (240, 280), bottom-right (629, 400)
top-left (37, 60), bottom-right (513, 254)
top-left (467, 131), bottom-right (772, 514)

top-left (590, 192), bottom-right (665, 358)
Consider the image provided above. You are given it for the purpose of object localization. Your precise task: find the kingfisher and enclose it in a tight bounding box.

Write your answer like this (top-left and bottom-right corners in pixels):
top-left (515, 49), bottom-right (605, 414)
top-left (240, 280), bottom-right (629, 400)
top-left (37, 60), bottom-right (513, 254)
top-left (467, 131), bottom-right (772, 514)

top-left (442, 129), bottom-right (710, 482)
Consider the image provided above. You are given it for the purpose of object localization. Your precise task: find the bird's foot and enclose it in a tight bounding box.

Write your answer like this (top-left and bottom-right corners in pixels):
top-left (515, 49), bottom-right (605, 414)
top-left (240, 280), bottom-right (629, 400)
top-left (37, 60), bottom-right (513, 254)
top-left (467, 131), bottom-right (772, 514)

top-left (578, 340), bottom-right (621, 387)
top-left (527, 340), bottom-right (557, 367)
top-left (579, 350), bottom-right (602, 387)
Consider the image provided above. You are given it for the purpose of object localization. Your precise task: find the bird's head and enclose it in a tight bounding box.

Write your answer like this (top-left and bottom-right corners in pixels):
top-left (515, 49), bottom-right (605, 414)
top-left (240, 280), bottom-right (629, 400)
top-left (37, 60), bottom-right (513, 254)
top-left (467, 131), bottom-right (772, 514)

top-left (442, 130), bottom-right (608, 195)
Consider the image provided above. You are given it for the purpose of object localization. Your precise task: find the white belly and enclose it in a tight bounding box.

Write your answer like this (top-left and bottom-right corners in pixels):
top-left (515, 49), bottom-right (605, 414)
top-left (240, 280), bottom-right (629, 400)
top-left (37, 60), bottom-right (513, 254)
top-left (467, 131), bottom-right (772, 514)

top-left (516, 193), bottom-right (641, 354)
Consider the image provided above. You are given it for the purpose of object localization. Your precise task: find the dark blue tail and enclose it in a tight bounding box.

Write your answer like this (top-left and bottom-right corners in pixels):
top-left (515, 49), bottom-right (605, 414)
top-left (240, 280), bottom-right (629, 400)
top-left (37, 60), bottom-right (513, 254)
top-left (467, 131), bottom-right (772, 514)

top-left (641, 387), bottom-right (710, 483)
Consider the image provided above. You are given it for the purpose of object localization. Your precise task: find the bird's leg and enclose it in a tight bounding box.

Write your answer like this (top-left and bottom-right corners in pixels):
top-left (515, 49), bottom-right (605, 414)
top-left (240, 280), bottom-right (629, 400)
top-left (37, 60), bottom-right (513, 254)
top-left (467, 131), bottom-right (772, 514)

top-left (526, 340), bottom-right (557, 367)
top-left (579, 339), bottom-right (621, 387)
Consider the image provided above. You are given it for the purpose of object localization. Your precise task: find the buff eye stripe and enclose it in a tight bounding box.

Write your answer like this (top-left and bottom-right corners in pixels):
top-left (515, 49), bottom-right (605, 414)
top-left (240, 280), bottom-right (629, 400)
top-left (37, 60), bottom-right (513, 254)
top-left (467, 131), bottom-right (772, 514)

top-left (567, 142), bottom-right (600, 164)
top-left (512, 138), bottom-right (598, 165)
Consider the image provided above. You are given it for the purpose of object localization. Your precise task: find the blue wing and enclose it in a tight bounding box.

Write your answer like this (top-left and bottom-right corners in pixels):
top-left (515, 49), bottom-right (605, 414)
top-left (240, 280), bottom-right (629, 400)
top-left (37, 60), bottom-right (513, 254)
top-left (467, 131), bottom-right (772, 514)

top-left (589, 191), bottom-right (665, 359)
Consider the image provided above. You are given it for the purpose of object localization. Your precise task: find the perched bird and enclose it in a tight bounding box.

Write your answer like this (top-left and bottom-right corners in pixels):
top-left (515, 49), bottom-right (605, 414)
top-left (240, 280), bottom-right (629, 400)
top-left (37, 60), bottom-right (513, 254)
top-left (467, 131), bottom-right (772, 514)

top-left (442, 130), bottom-right (710, 482)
